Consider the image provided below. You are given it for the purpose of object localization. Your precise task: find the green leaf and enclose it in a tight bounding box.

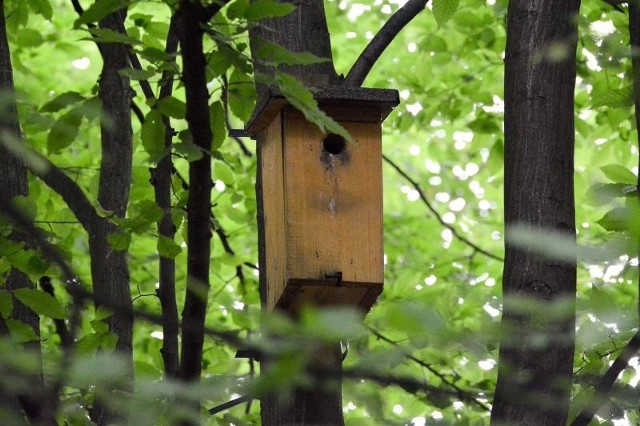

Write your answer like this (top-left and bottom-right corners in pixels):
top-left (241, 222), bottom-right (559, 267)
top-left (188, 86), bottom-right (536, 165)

top-left (90, 319), bottom-right (109, 333)
top-left (597, 207), bottom-right (631, 232)
top-left (433, 0), bottom-right (459, 28)
top-left (586, 183), bottom-right (633, 205)
top-left (0, 291), bottom-right (13, 319)
top-left (6, 319), bottom-right (39, 343)
top-left (141, 109), bottom-right (166, 160)
top-left (468, 112), bottom-right (500, 134)
top-left (15, 28), bottom-right (44, 48)
top-left (592, 85), bottom-right (633, 108)
top-left (107, 231), bottom-right (131, 251)
top-left (13, 288), bottom-right (66, 319)
top-left (47, 109), bottom-right (83, 153)
top-left (601, 164), bottom-right (637, 185)
top-left (86, 28), bottom-right (141, 45)
top-left (228, 69), bottom-right (256, 122)
top-left (244, 0), bottom-right (296, 21)
top-left (156, 96), bottom-right (186, 119)
top-left (210, 101), bottom-right (226, 152)
top-left (275, 72), bottom-right (351, 142)
top-left (174, 130), bottom-right (203, 161)
top-left (27, 0), bottom-right (53, 20)
top-left (214, 160), bottom-right (235, 185)
top-left (10, 195), bottom-right (37, 222)
top-left (41, 91), bottom-right (86, 113)
top-left (74, 0), bottom-right (130, 27)
top-left (118, 68), bottom-right (155, 81)
top-left (157, 235), bottom-right (182, 259)
top-left (253, 38), bottom-right (330, 66)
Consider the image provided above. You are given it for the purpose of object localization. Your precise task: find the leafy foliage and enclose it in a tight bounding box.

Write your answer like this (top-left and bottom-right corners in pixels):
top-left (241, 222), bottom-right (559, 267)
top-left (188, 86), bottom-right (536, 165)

top-left (0, 0), bottom-right (640, 424)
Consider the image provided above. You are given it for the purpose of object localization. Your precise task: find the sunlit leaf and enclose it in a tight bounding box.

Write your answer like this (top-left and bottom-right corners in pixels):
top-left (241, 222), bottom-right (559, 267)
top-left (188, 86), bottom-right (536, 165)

top-left (13, 288), bottom-right (65, 319)
top-left (41, 91), bottom-right (86, 113)
top-left (157, 235), bottom-right (182, 259)
top-left (433, 0), bottom-right (459, 28)
top-left (244, 0), bottom-right (295, 21)
top-left (47, 109), bottom-right (83, 153)
top-left (210, 101), bottom-right (226, 152)
top-left (275, 72), bottom-right (351, 142)
top-left (74, 0), bottom-right (130, 27)
top-left (107, 231), bottom-right (131, 251)
top-left (141, 109), bottom-right (166, 161)
top-left (5, 319), bottom-right (38, 343)
top-left (0, 291), bottom-right (13, 319)
top-left (156, 96), bottom-right (186, 120)
top-left (27, 0), bottom-right (53, 20)
top-left (601, 164), bottom-right (637, 185)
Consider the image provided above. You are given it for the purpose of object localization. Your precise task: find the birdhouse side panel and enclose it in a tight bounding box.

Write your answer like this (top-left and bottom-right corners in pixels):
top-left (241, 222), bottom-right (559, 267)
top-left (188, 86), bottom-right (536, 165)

top-left (282, 110), bottom-right (384, 288)
top-left (258, 112), bottom-right (287, 310)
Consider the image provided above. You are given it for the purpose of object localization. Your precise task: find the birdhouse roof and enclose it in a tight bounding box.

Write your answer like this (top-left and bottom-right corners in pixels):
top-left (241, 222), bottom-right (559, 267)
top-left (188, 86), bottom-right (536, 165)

top-left (245, 85), bottom-right (400, 136)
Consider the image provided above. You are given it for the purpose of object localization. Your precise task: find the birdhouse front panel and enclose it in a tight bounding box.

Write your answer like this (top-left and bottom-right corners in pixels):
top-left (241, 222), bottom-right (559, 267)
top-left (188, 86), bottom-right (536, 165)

top-left (279, 108), bottom-right (383, 311)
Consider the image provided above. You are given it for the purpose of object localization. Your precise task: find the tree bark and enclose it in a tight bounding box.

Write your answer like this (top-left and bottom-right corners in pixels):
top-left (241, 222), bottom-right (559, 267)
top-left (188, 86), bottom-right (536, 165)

top-left (249, 0), bottom-right (339, 87)
top-left (176, 0), bottom-right (213, 384)
top-left (89, 9), bottom-right (134, 425)
top-left (0, 1), bottom-right (52, 423)
top-left (152, 14), bottom-right (180, 379)
top-left (491, 1), bottom-right (580, 425)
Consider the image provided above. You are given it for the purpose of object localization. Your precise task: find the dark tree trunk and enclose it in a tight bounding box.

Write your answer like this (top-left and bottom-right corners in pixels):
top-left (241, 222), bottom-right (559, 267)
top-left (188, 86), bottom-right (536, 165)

top-left (250, 1), bottom-right (345, 424)
top-left (176, 0), bottom-right (213, 384)
top-left (249, 0), bottom-right (339, 87)
top-left (0, 2), bottom-right (51, 423)
top-left (491, 1), bottom-right (580, 425)
top-left (89, 9), bottom-right (134, 425)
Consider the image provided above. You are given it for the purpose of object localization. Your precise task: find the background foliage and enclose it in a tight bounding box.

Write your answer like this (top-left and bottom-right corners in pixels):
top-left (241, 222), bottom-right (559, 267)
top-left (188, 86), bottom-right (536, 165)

top-left (1, 0), bottom-right (640, 424)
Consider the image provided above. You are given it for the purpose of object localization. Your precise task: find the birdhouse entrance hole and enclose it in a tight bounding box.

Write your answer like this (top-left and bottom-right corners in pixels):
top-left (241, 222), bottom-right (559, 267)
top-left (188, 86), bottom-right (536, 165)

top-left (323, 133), bottom-right (346, 155)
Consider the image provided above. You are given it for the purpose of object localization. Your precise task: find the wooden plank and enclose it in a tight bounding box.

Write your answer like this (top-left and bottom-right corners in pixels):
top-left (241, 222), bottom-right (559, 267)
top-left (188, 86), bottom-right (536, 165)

top-left (282, 110), bottom-right (384, 306)
top-left (260, 112), bottom-right (287, 310)
top-left (277, 279), bottom-right (383, 312)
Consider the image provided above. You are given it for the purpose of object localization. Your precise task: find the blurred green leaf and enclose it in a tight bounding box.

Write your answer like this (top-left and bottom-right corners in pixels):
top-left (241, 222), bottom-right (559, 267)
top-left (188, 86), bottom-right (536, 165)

top-left (157, 235), bottom-right (182, 259)
top-left (13, 288), bottom-right (66, 319)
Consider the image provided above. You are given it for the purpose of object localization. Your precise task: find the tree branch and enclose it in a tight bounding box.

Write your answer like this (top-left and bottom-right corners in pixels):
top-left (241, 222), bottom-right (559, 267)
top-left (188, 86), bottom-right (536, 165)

top-left (383, 155), bottom-right (503, 261)
top-left (152, 12), bottom-right (181, 379)
top-left (344, 0), bottom-right (429, 87)
top-left (570, 330), bottom-right (640, 426)
top-left (21, 150), bottom-right (100, 232)
top-left (370, 328), bottom-right (491, 411)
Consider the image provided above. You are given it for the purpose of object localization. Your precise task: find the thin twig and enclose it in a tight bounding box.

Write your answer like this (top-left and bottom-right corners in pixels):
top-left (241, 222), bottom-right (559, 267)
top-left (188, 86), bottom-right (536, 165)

top-left (370, 328), bottom-right (491, 411)
top-left (383, 155), bottom-right (503, 261)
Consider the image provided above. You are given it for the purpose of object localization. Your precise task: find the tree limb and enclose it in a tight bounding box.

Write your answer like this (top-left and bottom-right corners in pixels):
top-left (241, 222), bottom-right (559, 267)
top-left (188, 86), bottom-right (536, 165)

top-left (22, 150), bottom-right (100, 232)
top-left (344, 0), bottom-right (429, 87)
top-left (152, 12), bottom-right (181, 379)
top-left (570, 330), bottom-right (640, 426)
top-left (383, 155), bottom-right (503, 261)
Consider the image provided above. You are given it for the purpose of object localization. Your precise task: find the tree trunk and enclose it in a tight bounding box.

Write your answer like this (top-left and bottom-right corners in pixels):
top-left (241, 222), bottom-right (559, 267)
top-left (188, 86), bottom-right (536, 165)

top-left (491, 1), bottom-right (580, 425)
top-left (250, 1), bottom-right (345, 424)
top-left (89, 9), bottom-right (134, 425)
top-left (0, 1), bottom-right (51, 423)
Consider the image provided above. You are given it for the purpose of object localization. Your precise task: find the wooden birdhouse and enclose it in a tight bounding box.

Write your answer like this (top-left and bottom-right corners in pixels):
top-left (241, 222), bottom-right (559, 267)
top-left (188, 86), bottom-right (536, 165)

top-left (247, 86), bottom-right (399, 313)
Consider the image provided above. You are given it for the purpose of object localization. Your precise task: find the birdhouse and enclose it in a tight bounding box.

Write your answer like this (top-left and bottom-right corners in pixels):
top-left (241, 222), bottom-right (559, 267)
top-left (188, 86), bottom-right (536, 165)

top-left (247, 86), bottom-right (399, 313)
